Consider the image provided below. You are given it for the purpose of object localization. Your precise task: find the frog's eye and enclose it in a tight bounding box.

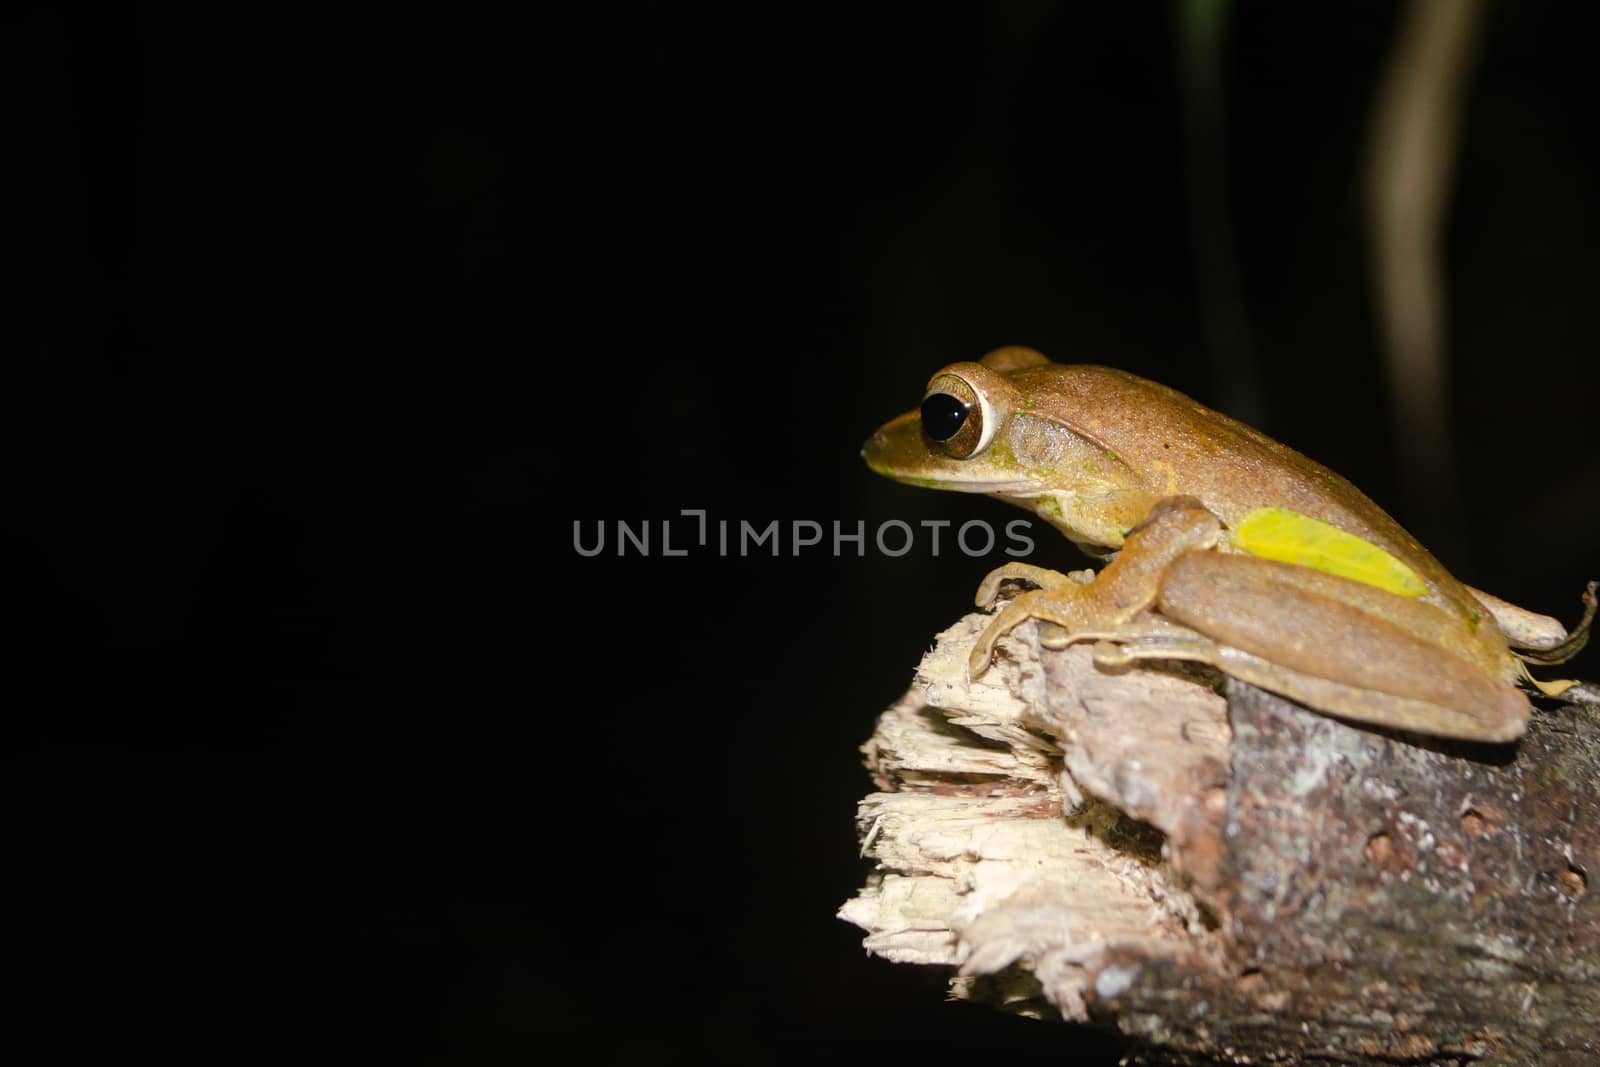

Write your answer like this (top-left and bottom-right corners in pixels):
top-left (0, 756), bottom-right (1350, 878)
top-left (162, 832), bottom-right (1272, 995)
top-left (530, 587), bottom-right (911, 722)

top-left (922, 372), bottom-right (997, 458)
top-left (920, 393), bottom-right (968, 440)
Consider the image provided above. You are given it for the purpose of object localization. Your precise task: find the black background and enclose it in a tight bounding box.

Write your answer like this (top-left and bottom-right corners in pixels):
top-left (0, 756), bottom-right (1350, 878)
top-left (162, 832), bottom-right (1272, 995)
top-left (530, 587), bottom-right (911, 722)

top-left (12, 3), bottom-right (1599, 1063)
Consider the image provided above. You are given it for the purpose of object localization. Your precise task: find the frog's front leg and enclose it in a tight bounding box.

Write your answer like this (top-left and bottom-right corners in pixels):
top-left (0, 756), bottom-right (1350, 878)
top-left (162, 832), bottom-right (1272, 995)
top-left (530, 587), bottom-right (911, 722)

top-left (973, 562), bottom-right (1094, 609)
top-left (969, 496), bottom-right (1221, 677)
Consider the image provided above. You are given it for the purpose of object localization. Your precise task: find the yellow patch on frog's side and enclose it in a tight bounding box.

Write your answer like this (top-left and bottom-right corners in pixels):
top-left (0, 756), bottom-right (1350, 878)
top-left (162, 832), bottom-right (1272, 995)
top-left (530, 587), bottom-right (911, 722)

top-left (1232, 507), bottom-right (1427, 598)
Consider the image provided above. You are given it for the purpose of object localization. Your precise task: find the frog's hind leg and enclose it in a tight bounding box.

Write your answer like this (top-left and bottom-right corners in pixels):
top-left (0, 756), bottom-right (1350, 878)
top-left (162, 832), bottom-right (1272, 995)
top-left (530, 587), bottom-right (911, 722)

top-left (1101, 631), bottom-right (1529, 743)
top-left (1478, 579), bottom-right (1598, 699)
top-left (1155, 551), bottom-right (1531, 743)
top-left (1503, 580), bottom-right (1596, 666)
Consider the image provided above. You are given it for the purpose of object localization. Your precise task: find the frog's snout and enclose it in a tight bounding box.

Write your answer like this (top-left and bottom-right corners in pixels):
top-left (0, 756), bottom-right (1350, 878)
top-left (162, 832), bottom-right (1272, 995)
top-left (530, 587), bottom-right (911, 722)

top-left (862, 409), bottom-right (924, 477)
top-left (862, 433), bottom-right (887, 476)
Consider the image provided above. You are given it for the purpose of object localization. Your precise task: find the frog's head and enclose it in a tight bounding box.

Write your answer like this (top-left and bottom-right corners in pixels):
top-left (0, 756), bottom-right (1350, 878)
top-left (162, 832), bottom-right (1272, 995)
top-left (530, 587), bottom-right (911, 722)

top-left (863, 346), bottom-right (1148, 545)
top-left (864, 347), bottom-right (1040, 492)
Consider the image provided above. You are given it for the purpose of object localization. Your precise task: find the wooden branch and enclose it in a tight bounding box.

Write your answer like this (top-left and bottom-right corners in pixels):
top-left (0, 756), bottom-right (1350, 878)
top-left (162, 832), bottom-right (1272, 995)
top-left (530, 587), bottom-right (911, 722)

top-left (840, 613), bottom-right (1600, 1064)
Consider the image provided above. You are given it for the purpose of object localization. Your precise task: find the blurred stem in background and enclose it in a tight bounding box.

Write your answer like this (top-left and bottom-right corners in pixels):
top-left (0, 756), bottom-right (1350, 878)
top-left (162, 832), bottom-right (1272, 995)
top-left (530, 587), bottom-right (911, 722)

top-left (1176, 0), bottom-right (1262, 429)
top-left (1367, 0), bottom-right (1486, 565)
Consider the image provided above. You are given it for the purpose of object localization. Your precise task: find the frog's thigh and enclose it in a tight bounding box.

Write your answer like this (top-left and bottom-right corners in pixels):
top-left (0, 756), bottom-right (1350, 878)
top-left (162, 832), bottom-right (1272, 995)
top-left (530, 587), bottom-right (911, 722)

top-left (1157, 552), bottom-right (1530, 742)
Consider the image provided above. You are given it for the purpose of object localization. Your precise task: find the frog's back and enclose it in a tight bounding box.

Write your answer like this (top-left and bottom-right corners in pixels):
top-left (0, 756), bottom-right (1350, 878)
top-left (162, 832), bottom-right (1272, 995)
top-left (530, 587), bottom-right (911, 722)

top-left (1018, 364), bottom-right (1474, 618)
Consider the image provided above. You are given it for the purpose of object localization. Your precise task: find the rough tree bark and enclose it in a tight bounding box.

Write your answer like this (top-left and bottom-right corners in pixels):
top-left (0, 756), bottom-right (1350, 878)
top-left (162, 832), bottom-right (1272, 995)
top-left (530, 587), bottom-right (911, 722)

top-left (839, 613), bottom-right (1600, 1065)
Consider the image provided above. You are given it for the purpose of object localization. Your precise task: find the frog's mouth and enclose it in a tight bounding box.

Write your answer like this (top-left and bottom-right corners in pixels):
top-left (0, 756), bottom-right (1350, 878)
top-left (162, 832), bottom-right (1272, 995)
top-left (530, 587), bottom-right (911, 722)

top-left (998, 488), bottom-right (1074, 509)
top-left (865, 463), bottom-right (1047, 496)
top-left (862, 412), bottom-right (1046, 494)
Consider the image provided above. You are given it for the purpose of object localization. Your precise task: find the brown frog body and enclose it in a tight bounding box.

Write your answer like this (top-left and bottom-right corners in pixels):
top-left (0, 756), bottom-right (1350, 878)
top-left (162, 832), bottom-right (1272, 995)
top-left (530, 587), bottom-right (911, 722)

top-left (865, 346), bottom-right (1592, 742)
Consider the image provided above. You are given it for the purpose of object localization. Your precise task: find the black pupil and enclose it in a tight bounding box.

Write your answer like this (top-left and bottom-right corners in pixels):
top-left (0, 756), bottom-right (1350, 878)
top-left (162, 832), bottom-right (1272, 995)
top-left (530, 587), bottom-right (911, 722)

top-left (921, 393), bottom-right (969, 441)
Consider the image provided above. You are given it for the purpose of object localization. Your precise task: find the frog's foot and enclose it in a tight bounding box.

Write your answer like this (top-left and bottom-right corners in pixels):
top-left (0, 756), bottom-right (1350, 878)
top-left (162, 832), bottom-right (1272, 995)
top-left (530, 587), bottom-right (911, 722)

top-left (1529, 675), bottom-right (1580, 698)
top-left (973, 562), bottom-right (1094, 610)
top-left (969, 586), bottom-right (1100, 678)
top-left (969, 498), bottom-right (1224, 678)
top-left (1515, 580), bottom-right (1596, 666)
top-left (1079, 615), bottom-right (1217, 668)
top-left (1522, 665), bottom-right (1600, 705)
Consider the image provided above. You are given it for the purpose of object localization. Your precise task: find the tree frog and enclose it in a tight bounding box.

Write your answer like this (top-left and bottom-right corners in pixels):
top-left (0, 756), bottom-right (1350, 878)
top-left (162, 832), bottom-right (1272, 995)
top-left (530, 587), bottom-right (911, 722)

top-left (864, 346), bottom-right (1594, 743)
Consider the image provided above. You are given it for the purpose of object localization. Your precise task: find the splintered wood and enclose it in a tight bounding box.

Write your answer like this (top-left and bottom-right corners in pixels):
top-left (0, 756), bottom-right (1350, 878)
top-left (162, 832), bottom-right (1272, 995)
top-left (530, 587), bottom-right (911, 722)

top-left (839, 612), bottom-right (1600, 1065)
top-left (840, 614), bottom-right (1228, 1019)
